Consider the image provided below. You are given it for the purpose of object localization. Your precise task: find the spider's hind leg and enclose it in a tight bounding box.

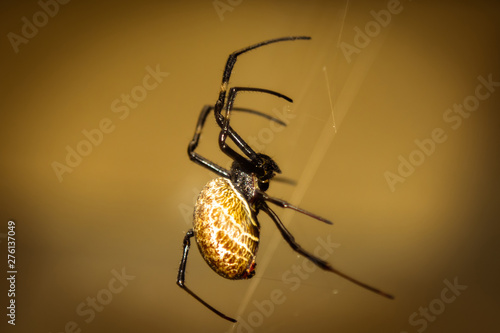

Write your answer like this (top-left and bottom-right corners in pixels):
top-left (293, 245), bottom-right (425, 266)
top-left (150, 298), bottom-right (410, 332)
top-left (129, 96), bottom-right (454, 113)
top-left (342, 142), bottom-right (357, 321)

top-left (176, 229), bottom-right (237, 322)
top-left (260, 202), bottom-right (394, 300)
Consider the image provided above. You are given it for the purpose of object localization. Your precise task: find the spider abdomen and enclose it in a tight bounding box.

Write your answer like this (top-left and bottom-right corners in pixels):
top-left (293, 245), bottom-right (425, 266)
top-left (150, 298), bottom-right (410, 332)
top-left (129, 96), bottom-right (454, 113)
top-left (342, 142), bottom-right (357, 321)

top-left (193, 177), bottom-right (260, 280)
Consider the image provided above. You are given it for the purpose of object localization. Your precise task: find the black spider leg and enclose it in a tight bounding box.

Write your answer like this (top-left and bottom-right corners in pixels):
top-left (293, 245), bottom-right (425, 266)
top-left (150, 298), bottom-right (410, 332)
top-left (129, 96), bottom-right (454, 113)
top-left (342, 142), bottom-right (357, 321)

top-left (257, 189), bottom-right (332, 225)
top-left (188, 105), bottom-right (286, 177)
top-left (259, 201), bottom-right (394, 300)
top-left (272, 176), bottom-right (297, 186)
top-left (177, 229), bottom-right (237, 323)
top-left (212, 36), bottom-right (310, 167)
top-left (215, 36), bottom-right (311, 111)
top-left (228, 107), bottom-right (287, 125)
top-left (217, 87), bottom-right (292, 169)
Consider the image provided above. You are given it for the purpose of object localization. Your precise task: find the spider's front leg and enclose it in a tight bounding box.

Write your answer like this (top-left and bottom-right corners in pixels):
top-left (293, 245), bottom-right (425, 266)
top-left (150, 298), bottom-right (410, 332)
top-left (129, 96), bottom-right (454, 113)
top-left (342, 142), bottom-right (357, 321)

top-left (188, 104), bottom-right (287, 176)
top-left (188, 105), bottom-right (230, 177)
top-left (217, 87), bottom-right (292, 169)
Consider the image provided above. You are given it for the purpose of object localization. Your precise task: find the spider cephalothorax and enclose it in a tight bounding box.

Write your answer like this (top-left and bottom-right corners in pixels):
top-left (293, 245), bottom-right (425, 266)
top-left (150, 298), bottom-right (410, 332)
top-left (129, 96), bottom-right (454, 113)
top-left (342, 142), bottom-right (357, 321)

top-left (176, 36), bottom-right (394, 323)
top-left (230, 153), bottom-right (280, 199)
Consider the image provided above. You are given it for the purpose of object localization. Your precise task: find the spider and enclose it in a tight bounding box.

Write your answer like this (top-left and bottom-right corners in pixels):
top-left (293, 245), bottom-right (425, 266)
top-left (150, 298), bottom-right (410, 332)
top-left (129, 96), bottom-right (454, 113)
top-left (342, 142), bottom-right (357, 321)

top-left (177, 36), bottom-right (394, 323)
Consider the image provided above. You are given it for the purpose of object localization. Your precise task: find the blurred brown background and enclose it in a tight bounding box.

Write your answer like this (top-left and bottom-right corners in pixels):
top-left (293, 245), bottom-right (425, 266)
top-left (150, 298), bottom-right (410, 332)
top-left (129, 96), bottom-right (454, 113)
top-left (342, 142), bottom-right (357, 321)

top-left (1, 0), bottom-right (499, 332)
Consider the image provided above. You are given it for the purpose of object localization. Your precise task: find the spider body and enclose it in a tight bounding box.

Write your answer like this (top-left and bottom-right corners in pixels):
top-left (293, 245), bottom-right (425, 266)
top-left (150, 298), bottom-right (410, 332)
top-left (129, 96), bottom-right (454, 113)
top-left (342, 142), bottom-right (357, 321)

top-left (176, 36), bottom-right (394, 323)
top-left (193, 153), bottom-right (280, 280)
top-left (193, 176), bottom-right (259, 280)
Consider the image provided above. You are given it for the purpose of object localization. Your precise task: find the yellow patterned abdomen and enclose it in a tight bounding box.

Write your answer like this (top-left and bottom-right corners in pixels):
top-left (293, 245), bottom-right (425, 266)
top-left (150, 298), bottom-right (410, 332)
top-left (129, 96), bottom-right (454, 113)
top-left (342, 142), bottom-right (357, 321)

top-left (193, 177), bottom-right (259, 280)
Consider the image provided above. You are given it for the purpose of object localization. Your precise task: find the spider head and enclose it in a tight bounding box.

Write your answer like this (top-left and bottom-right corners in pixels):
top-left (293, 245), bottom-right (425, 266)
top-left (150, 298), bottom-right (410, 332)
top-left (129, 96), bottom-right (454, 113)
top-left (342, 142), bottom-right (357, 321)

top-left (229, 154), bottom-right (281, 199)
top-left (254, 153), bottom-right (281, 191)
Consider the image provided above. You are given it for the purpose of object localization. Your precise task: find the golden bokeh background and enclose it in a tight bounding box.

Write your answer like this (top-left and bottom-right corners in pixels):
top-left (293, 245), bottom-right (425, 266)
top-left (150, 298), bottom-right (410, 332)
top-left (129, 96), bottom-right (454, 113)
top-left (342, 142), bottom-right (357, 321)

top-left (1, 0), bottom-right (499, 332)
